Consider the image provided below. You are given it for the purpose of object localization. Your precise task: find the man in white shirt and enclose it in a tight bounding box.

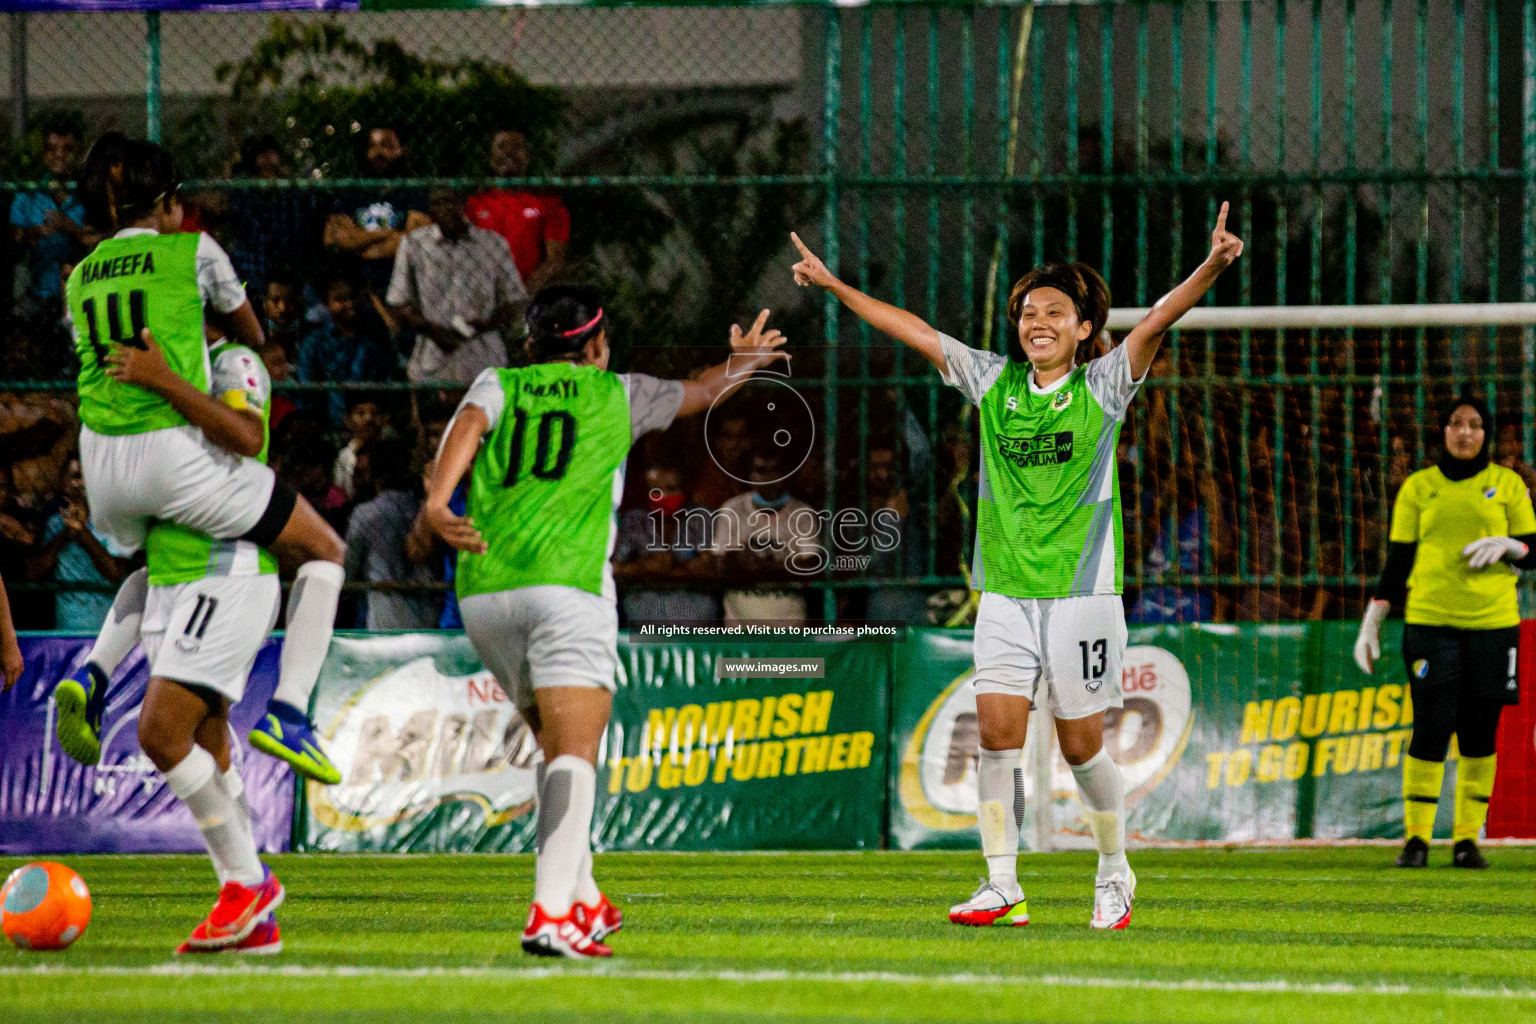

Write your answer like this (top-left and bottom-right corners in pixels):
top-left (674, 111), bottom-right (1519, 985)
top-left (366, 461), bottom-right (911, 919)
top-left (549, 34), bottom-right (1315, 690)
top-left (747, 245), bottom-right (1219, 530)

top-left (387, 187), bottom-right (528, 385)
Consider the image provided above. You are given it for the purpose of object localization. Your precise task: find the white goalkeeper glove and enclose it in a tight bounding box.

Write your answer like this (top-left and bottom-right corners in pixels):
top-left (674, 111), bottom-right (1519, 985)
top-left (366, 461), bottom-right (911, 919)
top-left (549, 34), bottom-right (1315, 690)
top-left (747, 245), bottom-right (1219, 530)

top-left (1353, 599), bottom-right (1390, 676)
top-left (1462, 536), bottom-right (1529, 570)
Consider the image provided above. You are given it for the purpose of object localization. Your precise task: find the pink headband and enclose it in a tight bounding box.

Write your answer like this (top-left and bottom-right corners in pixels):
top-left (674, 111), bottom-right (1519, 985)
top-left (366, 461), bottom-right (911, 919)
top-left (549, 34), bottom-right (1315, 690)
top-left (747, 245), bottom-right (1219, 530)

top-left (560, 309), bottom-right (604, 338)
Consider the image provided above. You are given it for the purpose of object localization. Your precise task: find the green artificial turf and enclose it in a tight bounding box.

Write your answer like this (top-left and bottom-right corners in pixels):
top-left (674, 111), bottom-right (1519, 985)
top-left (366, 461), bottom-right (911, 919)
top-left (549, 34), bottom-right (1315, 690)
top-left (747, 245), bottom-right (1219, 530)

top-left (2, 848), bottom-right (1534, 1022)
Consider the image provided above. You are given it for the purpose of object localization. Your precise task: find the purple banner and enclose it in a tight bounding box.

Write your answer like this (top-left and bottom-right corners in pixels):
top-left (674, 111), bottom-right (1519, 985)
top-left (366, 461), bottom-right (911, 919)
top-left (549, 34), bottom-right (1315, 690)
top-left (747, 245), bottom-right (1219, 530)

top-left (0, 2), bottom-right (357, 11)
top-left (1, 636), bottom-right (294, 856)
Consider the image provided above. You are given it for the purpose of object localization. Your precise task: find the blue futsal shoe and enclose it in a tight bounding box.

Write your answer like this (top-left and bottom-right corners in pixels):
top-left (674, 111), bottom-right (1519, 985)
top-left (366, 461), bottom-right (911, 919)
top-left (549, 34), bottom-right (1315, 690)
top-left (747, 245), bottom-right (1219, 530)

top-left (54, 662), bottom-right (109, 766)
top-left (249, 700), bottom-right (341, 785)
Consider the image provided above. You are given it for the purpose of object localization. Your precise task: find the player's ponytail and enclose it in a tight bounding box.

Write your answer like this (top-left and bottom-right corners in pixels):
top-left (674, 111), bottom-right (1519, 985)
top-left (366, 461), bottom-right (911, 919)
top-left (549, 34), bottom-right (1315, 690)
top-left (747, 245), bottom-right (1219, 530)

top-left (77, 132), bottom-right (133, 234)
top-left (80, 137), bottom-right (179, 233)
top-left (526, 286), bottom-right (608, 363)
top-left (1006, 262), bottom-right (1112, 365)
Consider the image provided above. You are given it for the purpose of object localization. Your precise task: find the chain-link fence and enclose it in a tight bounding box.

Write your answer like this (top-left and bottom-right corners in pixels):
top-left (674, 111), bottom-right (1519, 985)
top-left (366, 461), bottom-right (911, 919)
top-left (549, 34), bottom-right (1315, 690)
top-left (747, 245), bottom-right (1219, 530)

top-left (2, 1), bottom-right (1534, 629)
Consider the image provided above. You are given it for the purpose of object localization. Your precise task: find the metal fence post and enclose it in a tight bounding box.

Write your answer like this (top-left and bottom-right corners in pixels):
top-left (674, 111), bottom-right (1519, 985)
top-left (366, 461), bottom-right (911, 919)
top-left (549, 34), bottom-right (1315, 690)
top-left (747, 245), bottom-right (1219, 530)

top-left (146, 11), bottom-right (162, 143)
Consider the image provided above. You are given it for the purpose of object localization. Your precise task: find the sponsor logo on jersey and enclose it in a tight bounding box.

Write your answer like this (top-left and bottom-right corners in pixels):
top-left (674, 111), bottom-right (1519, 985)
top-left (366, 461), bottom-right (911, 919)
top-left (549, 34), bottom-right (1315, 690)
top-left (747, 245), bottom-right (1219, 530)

top-left (998, 431), bottom-right (1074, 469)
top-left (900, 646), bottom-right (1193, 831)
top-left (1051, 389), bottom-right (1073, 412)
top-left (1412, 658), bottom-right (1429, 678)
top-left (1484, 486), bottom-right (1497, 499)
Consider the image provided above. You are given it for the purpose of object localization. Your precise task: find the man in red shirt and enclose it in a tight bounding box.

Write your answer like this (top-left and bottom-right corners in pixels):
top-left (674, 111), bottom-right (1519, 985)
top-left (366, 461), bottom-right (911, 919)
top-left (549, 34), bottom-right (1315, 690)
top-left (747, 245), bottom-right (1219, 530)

top-left (466, 129), bottom-right (570, 292)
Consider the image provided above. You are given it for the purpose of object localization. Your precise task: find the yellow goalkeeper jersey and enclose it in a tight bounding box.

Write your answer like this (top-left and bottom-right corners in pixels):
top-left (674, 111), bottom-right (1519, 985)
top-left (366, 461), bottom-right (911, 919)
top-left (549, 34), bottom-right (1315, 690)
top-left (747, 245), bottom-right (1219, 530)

top-left (1390, 463), bottom-right (1536, 629)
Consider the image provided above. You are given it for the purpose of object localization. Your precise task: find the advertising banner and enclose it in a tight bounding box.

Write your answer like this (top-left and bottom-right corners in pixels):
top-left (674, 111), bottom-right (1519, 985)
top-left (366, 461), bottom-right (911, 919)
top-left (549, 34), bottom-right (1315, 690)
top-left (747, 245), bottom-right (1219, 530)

top-left (0, 636), bottom-right (294, 856)
top-left (892, 622), bottom-right (1434, 849)
top-left (298, 634), bottom-right (889, 852)
top-left (1489, 619), bottom-right (1536, 838)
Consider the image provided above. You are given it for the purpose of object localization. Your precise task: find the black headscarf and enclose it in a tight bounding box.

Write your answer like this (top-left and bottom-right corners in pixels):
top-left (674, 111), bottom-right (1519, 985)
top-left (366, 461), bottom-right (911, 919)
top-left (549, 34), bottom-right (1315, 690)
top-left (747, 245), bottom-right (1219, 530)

top-left (1437, 393), bottom-right (1492, 482)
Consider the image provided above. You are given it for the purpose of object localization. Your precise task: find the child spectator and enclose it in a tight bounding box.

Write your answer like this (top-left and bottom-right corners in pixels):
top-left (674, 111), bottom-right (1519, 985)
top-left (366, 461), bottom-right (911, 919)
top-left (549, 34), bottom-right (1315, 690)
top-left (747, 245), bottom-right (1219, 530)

top-left (346, 438), bottom-right (438, 629)
top-left (333, 397), bottom-right (389, 501)
top-left (296, 277), bottom-right (396, 427)
top-left (28, 458), bottom-right (133, 632)
top-left (261, 270), bottom-right (307, 361)
top-left (258, 341), bottom-right (298, 434)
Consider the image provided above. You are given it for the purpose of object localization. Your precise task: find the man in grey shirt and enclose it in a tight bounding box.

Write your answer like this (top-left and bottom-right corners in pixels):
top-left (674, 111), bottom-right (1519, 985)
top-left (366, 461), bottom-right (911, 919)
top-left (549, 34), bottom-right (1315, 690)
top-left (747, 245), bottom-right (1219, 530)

top-left (345, 438), bottom-right (439, 629)
top-left (387, 187), bottom-right (529, 385)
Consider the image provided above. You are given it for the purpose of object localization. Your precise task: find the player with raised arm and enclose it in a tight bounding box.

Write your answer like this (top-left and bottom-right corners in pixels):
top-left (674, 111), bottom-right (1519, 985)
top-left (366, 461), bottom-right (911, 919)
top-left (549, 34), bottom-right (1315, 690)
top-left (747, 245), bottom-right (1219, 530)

top-left (53, 138), bottom-right (344, 786)
top-left (424, 286), bottom-right (787, 959)
top-left (791, 206), bottom-right (1242, 929)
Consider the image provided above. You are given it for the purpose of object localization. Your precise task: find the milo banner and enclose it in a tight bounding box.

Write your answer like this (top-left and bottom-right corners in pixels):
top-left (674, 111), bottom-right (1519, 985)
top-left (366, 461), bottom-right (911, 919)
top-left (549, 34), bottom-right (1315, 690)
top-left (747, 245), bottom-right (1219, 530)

top-left (298, 634), bottom-right (889, 852)
top-left (893, 622), bottom-right (1441, 848)
top-left (0, 636), bottom-right (294, 855)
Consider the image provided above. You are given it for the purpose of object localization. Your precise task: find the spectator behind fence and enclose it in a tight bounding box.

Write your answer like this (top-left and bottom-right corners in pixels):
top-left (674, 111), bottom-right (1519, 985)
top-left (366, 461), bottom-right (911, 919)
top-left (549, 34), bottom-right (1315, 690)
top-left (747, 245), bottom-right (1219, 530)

top-left (1495, 423), bottom-right (1536, 497)
top-left (711, 451), bottom-right (820, 626)
top-left (272, 411), bottom-right (351, 536)
top-left (690, 411), bottom-right (754, 509)
top-left (10, 119), bottom-right (92, 325)
top-left (614, 465), bottom-right (721, 623)
top-left (345, 437), bottom-right (438, 630)
top-left (296, 277), bottom-right (396, 427)
top-left (466, 129), bottom-right (570, 293)
top-left (405, 410), bottom-right (467, 629)
top-left (258, 340), bottom-right (297, 434)
top-left (28, 457), bottom-right (133, 632)
top-left (0, 468), bottom-right (44, 630)
top-left (334, 396), bottom-right (388, 501)
top-left (388, 186), bottom-right (528, 385)
top-left (260, 269), bottom-right (307, 361)
top-left (218, 133), bottom-right (292, 289)
top-left (862, 444), bottom-right (929, 625)
top-left (323, 125), bottom-right (430, 316)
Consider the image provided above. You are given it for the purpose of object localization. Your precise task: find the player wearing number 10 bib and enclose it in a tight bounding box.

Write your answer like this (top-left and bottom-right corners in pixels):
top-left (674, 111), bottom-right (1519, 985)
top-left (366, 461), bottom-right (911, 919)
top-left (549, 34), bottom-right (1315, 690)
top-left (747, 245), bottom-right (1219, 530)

top-left (791, 206), bottom-right (1244, 930)
top-left (59, 137), bottom-right (345, 786)
top-left (424, 286), bottom-right (789, 959)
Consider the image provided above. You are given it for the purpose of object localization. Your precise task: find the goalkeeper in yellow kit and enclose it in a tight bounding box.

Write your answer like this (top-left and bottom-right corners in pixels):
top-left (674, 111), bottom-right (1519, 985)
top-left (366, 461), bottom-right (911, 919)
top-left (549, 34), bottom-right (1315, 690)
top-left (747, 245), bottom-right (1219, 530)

top-left (1355, 394), bottom-right (1536, 868)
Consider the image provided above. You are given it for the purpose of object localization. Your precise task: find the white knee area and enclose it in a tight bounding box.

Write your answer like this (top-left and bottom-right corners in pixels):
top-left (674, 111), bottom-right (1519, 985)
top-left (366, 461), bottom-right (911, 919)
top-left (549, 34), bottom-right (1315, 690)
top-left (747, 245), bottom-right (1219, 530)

top-left (273, 560), bottom-right (345, 710)
top-left (162, 744), bottom-right (217, 801)
top-left (534, 754), bottom-right (597, 918)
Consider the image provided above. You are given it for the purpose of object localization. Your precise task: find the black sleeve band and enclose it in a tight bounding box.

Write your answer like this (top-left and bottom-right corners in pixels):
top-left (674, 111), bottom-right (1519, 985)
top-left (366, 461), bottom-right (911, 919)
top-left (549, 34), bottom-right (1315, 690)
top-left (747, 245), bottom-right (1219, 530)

top-left (240, 478), bottom-right (299, 550)
top-left (1374, 541), bottom-right (1417, 607)
top-left (1513, 533), bottom-right (1536, 570)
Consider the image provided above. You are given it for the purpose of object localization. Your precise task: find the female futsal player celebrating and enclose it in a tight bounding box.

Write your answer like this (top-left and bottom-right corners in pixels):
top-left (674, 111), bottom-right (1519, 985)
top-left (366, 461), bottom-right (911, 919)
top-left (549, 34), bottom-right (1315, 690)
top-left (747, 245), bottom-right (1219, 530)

top-left (791, 204), bottom-right (1243, 929)
top-left (1355, 395), bottom-right (1536, 868)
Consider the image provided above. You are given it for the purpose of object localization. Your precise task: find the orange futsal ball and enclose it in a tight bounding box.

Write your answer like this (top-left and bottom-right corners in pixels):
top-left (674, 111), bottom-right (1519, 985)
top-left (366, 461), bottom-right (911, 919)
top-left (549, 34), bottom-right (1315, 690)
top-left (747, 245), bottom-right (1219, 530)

top-left (1, 862), bottom-right (92, 951)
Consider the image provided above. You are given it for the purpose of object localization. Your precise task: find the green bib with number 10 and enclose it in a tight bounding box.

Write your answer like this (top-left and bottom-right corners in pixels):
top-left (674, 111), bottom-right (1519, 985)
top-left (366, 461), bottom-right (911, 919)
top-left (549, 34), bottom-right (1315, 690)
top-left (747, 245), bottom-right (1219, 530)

top-left (68, 232), bottom-right (207, 435)
top-left (458, 362), bottom-right (632, 599)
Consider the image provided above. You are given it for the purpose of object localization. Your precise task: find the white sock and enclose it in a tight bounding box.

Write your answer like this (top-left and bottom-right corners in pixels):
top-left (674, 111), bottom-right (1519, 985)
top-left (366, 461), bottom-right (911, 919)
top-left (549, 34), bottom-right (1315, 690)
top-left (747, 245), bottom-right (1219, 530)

top-left (1071, 747), bottom-right (1129, 880)
top-left (273, 561), bottom-right (344, 710)
top-left (532, 755), bottom-right (598, 902)
top-left (977, 747), bottom-right (1023, 889)
top-left (224, 766), bottom-right (252, 827)
top-left (88, 568), bottom-right (147, 676)
top-left (574, 847), bottom-right (601, 908)
top-left (534, 755), bottom-right (595, 918)
top-left (162, 747), bottom-right (263, 887)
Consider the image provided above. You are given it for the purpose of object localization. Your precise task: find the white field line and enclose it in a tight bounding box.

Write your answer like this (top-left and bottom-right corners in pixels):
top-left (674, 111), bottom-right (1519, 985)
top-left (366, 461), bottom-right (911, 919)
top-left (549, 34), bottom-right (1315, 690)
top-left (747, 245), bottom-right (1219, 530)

top-left (1, 964), bottom-right (1533, 999)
